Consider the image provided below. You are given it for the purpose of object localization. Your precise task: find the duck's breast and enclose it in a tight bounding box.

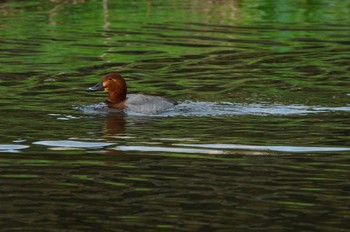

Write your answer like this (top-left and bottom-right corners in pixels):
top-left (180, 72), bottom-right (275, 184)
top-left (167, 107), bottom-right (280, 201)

top-left (125, 94), bottom-right (174, 114)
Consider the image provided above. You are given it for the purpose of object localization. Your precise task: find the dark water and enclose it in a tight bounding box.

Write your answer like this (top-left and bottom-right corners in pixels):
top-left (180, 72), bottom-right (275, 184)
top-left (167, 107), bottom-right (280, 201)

top-left (1, 0), bottom-right (350, 231)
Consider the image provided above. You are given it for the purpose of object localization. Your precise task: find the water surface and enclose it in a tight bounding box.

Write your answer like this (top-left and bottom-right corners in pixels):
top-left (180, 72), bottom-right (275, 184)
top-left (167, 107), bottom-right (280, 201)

top-left (1, 0), bottom-right (350, 231)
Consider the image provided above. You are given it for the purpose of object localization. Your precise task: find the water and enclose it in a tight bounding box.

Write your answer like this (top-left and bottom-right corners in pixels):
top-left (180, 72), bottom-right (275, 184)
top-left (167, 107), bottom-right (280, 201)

top-left (1, 0), bottom-right (350, 231)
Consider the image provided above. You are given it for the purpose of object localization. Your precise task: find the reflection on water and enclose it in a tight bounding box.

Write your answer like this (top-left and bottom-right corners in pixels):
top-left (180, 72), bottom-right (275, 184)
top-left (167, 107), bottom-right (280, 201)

top-left (116, 144), bottom-right (350, 154)
top-left (1, 0), bottom-right (350, 231)
top-left (104, 112), bottom-right (126, 135)
top-left (0, 144), bottom-right (29, 153)
top-left (33, 140), bottom-right (114, 148)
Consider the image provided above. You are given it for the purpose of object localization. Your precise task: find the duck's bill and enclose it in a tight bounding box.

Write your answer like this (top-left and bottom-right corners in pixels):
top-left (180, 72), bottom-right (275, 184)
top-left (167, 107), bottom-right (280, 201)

top-left (86, 81), bottom-right (104, 92)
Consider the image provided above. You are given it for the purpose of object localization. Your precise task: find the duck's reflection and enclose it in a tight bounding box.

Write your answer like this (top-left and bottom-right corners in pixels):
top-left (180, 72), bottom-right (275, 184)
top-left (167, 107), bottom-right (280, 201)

top-left (103, 112), bottom-right (126, 136)
top-left (102, 111), bottom-right (159, 137)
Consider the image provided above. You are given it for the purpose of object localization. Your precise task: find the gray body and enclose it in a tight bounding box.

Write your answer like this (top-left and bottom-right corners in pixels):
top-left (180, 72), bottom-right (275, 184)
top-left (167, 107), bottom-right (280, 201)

top-left (125, 94), bottom-right (174, 114)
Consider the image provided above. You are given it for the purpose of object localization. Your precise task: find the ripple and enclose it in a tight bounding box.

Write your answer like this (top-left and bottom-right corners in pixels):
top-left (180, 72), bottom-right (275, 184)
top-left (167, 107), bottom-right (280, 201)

top-left (115, 143), bottom-right (350, 155)
top-left (116, 145), bottom-right (225, 154)
top-left (176, 143), bottom-right (350, 153)
top-left (76, 101), bottom-right (350, 117)
top-left (166, 101), bottom-right (350, 116)
top-left (49, 113), bottom-right (82, 121)
top-left (74, 103), bottom-right (116, 115)
top-left (33, 140), bottom-right (114, 148)
top-left (0, 144), bottom-right (29, 153)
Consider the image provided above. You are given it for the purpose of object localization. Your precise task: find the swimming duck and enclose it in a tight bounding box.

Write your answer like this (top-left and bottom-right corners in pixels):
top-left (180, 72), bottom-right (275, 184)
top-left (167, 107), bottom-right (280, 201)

top-left (86, 73), bottom-right (174, 114)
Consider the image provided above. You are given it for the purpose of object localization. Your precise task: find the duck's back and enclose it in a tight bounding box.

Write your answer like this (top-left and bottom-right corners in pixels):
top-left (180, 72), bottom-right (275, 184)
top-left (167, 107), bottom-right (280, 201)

top-left (125, 94), bottom-right (174, 114)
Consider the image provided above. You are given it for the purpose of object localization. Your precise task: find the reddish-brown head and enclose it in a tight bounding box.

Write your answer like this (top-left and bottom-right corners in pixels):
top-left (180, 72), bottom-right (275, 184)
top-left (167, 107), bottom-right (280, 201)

top-left (86, 73), bottom-right (127, 103)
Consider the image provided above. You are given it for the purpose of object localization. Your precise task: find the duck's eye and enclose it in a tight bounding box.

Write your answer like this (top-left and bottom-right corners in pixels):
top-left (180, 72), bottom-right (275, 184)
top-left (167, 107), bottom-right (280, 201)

top-left (109, 78), bottom-right (112, 81)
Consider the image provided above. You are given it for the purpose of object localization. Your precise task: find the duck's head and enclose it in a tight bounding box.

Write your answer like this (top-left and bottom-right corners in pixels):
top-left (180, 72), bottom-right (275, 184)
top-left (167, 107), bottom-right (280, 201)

top-left (86, 73), bottom-right (127, 103)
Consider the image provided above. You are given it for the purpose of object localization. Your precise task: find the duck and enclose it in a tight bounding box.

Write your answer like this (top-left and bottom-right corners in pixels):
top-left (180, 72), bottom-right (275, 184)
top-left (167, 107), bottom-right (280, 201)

top-left (86, 73), bottom-right (174, 114)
